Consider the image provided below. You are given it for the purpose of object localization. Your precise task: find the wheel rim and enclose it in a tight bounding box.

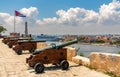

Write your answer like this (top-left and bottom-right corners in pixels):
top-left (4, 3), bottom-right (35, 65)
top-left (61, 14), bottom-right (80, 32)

top-left (63, 62), bottom-right (69, 69)
top-left (37, 65), bottom-right (43, 72)
top-left (34, 63), bottom-right (44, 73)
top-left (61, 60), bottom-right (69, 70)
top-left (17, 49), bottom-right (22, 55)
top-left (9, 44), bottom-right (12, 48)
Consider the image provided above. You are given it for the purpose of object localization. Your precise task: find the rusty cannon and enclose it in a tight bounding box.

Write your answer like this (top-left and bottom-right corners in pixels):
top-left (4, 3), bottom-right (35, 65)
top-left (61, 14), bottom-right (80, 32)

top-left (2, 37), bottom-right (19, 45)
top-left (7, 38), bottom-right (32, 48)
top-left (26, 39), bottom-right (78, 73)
top-left (2, 37), bottom-right (10, 44)
top-left (13, 40), bottom-right (46, 55)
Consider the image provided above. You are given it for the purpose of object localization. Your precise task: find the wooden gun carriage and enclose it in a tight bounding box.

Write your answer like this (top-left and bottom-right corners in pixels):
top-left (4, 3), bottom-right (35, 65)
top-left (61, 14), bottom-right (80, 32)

top-left (2, 37), bottom-right (10, 44)
top-left (26, 39), bottom-right (78, 73)
top-left (7, 38), bottom-right (32, 48)
top-left (13, 40), bottom-right (46, 55)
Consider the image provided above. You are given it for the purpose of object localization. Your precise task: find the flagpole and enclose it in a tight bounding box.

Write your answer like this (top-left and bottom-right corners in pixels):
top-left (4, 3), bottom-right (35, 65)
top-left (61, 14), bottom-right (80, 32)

top-left (14, 11), bottom-right (16, 32)
top-left (14, 10), bottom-right (26, 33)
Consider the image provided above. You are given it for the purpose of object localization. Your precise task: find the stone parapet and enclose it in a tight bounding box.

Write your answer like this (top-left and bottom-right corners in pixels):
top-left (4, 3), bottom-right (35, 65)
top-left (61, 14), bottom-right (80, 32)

top-left (90, 52), bottom-right (120, 76)
top-left (72, 55), bottom-right (90, 66)
top-left (37, 42), bottom-right (48, 49)
top-left (65, 47), bottom-right (77, 61)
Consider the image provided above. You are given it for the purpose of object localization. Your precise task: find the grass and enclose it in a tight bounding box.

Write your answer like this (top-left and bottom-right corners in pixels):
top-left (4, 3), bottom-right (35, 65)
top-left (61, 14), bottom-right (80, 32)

top-left (73, 74), bottom-right (78, 76)
top-left (118, 51), bottom-right (120, 54)
top-left (79, 52), bottom-right (84, 57)
top-left (86, 66), bottom-right (120, 77)
top-left (105, 72), bottom-right (120, 77)
top-left (86, 65), bottom-right (95, 70)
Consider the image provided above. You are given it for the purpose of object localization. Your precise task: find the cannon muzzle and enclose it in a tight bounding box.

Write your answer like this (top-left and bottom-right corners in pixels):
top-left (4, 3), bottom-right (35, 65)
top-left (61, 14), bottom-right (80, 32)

top-left (33, 39), bottom-right (78, 55)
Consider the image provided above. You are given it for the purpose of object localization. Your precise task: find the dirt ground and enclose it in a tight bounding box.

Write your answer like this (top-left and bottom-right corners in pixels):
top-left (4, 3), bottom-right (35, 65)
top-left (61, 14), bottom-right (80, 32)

top-left (0, 39), bottom-right (110, 77)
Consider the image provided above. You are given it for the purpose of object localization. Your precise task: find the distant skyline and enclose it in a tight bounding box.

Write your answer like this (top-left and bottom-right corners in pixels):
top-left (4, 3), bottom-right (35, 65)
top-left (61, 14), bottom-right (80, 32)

top-left (0, 0), bottom-right (120, 35)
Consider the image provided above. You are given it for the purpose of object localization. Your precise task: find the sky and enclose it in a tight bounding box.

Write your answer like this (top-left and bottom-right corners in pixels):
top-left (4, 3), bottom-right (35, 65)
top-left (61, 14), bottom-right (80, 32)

top-left (0, 0), bottom-right (120, 35)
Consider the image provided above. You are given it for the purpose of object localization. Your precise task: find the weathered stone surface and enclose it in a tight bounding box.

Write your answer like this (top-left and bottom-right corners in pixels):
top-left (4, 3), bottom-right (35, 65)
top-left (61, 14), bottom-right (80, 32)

top-left (72, 56), bottom-right (82, 65)
top-left (90, 52), bottom-right (120, 76)
top-left (37, 42), bottom-right (48, 49)
top-left (72, 55), bottom-right (90, 66)
top-left (65, 47), bottom-right (77, 61)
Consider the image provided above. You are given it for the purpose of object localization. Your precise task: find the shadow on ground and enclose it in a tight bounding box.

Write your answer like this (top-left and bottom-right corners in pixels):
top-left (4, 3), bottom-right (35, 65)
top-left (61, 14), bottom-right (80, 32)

top-left (28, 64), bottom-right (80, 74)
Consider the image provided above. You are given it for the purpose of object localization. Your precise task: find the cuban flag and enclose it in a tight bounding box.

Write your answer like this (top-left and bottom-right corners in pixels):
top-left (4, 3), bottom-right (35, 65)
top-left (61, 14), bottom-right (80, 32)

top-left (15, 10), bottom-right (26, 17)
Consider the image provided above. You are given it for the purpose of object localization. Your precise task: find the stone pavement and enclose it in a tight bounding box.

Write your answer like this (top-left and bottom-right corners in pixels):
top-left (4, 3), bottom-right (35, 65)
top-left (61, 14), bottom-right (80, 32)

top-left (0, 39), bottom-right (110, 77)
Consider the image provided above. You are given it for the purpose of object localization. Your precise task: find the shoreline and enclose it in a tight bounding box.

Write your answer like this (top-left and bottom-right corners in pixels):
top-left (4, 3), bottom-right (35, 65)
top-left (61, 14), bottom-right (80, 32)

top-left (78, 43), bottom-right (118, 47)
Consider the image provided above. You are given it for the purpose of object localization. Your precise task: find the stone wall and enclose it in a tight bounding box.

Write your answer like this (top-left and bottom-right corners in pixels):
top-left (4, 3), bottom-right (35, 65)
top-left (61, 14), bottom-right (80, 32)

top-left (65, 47), bottom-right (77, 61)
top-left (90, 52), bottom-right (120, 76)
top-left (65, 47), bottom-right (90, 66)
top-left (72, 55), bottom-right (90, 66)
top-left (37, 42), bottom-right (48, 49)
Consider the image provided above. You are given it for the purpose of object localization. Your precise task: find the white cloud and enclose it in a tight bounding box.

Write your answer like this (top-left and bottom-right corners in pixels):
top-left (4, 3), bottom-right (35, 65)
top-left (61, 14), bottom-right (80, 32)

top-left (36, 0), bottom-right (120, 34)
top-left (20, 7), bottom-right (39, 18)
top-left (0, 7), bottom-right (39, 34)
top-left (0, 0), bottom-right (120, 35)
top-left (38, 7), bottom-right (98, 26)
top-left (98, 0), bottom-right (120, 25)
top-left (40, 0), bottom-right (120, 27)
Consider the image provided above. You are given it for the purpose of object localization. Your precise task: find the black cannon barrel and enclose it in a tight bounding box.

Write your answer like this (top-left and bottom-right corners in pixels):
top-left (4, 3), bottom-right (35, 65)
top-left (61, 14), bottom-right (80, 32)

top-left (33, 39), bottom-right (78, 55)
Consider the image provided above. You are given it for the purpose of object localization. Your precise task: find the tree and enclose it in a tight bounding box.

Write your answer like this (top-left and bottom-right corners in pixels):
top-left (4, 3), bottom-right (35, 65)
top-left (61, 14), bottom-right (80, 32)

top-left (0, 25), bottom-right (7, 34)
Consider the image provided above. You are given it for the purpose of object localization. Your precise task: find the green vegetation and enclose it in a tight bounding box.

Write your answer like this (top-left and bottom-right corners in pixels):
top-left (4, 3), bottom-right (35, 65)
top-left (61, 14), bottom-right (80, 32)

top-left (86, 65), bottom-right (95, 70)
top-left (114, 40), bottom-right (120, 44)
top-left (73, 74), bottom-right (78, 76)
top-left (0, 25), bottom-right (7, 34)
top-left (110, 42), bottom-right (114, 45)
top-left (86, 66), bottom-right (120, 77)
top-left (95, 40), bottom-right (105, 43)
top-left (105, 72), bottom-right (120, 77)
top-left (78, 37), bottom-right (85, 41)
top-left (28, 38), bottom-right (34, 40)
top-left (79, 52), bottom-right (84, 57)
top-left (118, 51), bottom-right (120, 54)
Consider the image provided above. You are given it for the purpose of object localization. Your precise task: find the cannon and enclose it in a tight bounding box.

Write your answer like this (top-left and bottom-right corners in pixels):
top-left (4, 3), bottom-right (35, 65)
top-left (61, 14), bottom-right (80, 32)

top-left (13, 40), bottom-right (46, 55)
top-left (7, 38), bottom-right (32, 48)
top-left (26, 39), bottom-right (78, 73)
top-left (2, 37), bottom-right (10, 44)
top-left (7, 38), bottom-right (18, 48)
top-left (2, 37), bottom-right (19, 45)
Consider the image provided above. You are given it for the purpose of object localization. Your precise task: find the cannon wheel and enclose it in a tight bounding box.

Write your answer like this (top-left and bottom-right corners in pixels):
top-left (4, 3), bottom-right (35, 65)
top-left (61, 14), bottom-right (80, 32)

top-left (8, 44), bottom-right (13, 48)
top-left (16, 49), bottom-right (22, 55)
top-left (34, 63), bottom-right (44, 73)
top-left (29, 49), bottom-right (35, 53)
top-left (60, 60), bottom-right (69, 70)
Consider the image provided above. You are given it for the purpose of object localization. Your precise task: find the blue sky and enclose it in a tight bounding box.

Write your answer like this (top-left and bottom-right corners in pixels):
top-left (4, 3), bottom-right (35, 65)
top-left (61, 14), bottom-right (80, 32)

top-left (0, 0), bottom-right (112, 18)
top-left (0, 0), bottom-right (120, 35)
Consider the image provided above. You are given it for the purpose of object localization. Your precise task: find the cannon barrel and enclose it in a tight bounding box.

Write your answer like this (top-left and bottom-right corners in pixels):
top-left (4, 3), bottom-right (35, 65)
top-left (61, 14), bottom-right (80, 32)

top-left (33, 39), bottom-right (78, 55)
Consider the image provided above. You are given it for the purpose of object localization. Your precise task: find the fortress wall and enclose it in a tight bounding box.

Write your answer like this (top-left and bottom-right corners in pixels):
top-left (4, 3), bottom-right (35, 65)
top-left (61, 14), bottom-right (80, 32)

top-left (72, 55), bottom-right (90, 66)
top-left (37, 42), bottom-right (48, 49)
top-left (65, 47), bottom-right (77, 61)
top-left (90, 52), bottom-right (120, 76)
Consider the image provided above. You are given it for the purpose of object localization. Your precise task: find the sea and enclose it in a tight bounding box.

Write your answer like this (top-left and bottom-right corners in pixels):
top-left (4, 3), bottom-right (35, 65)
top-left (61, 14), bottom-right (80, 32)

top-left (34, 36), bottom-right (120, 57)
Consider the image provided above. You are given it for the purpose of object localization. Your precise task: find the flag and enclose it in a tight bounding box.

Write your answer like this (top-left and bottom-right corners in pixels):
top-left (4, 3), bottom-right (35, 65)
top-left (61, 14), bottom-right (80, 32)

top-left (15, 10), bottom-right (26, 17)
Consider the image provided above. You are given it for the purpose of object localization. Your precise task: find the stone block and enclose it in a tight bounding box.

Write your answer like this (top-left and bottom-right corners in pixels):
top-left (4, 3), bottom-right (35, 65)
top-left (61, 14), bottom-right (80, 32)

top-left (72, 56), bottom-right (82, 65)
top-left (90, 52), bottom-right (120, 76)
top-left (65, 47), bottom-right (77, 61)
top-left (37, 42), bottom-right (48, 49)
top-left (72, 55), bottom-right (90, 66)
